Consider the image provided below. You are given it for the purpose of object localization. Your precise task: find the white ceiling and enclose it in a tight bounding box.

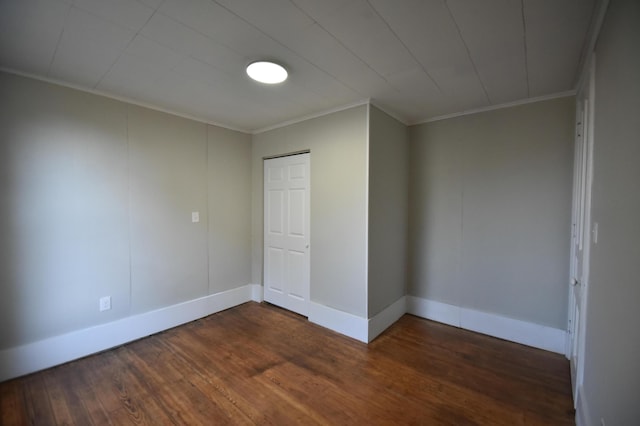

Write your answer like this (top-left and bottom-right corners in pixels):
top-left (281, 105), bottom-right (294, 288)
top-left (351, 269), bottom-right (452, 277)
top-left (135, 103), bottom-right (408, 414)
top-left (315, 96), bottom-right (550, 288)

top-left (0, 0), bottom-right (596, 132)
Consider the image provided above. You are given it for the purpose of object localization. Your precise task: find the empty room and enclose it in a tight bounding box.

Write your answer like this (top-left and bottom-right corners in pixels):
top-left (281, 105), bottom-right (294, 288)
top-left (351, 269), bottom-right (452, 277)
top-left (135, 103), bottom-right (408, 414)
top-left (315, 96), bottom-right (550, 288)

top-left (1, 0), bottom-right (638, 424)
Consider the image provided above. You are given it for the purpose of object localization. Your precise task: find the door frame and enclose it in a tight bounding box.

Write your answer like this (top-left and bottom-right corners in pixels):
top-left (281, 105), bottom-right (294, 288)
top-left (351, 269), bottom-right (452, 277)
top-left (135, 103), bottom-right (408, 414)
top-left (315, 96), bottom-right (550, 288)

top-left (567, 56), bottom-right (595, 404)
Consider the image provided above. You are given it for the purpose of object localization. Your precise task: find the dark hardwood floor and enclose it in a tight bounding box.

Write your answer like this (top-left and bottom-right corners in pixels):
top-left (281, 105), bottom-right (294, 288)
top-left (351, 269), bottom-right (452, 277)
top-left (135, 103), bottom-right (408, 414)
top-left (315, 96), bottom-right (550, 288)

top-left (0, 302), bottom-right (575, 425)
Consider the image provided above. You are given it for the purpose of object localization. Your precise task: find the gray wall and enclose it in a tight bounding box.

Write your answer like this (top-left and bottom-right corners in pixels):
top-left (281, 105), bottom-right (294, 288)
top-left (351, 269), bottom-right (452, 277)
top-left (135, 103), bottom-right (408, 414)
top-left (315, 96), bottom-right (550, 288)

top-left (208, 125), bottom-right (252, 293)
top-left (251, 106), bottom-right (368, 318)
top-left (581, 0), bottom-right (640, 423)
top-left (408, 97), bottom-right (574, 328)
top-left (128, 106), bottom-right (209, 314)
top-left (0, 72), bottom-right (251, 349)
top-left (368, 105), bottom-right (408, 318)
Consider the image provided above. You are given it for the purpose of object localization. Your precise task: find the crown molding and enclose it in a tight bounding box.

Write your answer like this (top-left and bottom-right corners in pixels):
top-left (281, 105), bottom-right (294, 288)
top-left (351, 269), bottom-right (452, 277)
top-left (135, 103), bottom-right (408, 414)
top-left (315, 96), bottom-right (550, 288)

top-left (574, 0), bottom-right (610, 93)
top-left (413, 90), bottom-right (577, 125)
top-left (252, 99), bottom-right (371, 134)
top-left (0, 67), bottom-right (251, 134)
top-left (368, 102), bottom-right (409, 125)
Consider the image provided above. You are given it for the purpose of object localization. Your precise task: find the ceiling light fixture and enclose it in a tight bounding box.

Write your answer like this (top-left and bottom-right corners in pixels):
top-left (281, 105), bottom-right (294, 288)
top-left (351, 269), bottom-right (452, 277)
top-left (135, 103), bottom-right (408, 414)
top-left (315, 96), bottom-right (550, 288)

top-left (246, 61), bottom-right (288, 84)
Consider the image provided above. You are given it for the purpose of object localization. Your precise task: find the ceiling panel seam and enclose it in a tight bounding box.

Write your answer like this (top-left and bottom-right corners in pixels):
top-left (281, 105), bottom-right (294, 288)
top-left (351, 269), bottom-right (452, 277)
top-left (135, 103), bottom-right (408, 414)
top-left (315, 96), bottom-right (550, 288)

top-left (144, 11), bottom-right (259, 83)
top-left (209, 0), bottom-right (367, 98)
top-left (365, 0), bottom-right (443, 94)
top-left (444, 0), bottom-right (492, 105)
top-left (286, 0), bottom-right (397, 94)
top-left (46, 3), bottom-right (72, 77)
top-left (93, 6), bottom-right (160, 89)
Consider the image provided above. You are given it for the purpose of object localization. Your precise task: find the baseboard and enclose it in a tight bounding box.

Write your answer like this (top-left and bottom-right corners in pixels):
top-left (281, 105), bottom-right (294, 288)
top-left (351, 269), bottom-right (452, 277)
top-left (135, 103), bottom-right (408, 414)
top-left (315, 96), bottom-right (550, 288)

top-left (407, 296), bottom-right (460, 327)
top-left (249, 283), bottom-right (263, 302)
top-left (0, 284), bottom-right (255, 382)
top-left (575, 385), bottom-right (591, 426)
top-left (308, 302), bottom-right (368, 343)
top-left (406, 296), bottom-right (567, 354)
top-left (368, 296), bottom-right (407, 342)
top-left (0, 290), bottom-right (569, 382)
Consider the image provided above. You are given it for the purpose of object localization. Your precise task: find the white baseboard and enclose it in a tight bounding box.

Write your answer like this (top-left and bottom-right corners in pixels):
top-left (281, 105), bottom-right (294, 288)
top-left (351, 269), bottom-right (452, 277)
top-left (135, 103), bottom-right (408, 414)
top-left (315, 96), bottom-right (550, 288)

top-left (249, 283), bottom-right (263, 302)
top-left (575, 385), bottom-right (591, 426)
top-left (0, 289), bottom-right (569, 382)
top-left (407, 296), bottom-right (460, 327)
top-left (368, 296), bottom-right (407, 342)
top-left (0, 284), bottom-right (255, 382)
top-left (308, 302), bottom-right (368, 343)
top-left (406, 296), bottom-right (567, 354)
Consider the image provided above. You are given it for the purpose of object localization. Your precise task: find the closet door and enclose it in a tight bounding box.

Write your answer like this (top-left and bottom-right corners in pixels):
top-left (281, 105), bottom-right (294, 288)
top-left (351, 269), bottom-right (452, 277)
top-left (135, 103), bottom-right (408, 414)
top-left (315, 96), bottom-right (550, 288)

top-left (263, 153), bottom-right (310, 316)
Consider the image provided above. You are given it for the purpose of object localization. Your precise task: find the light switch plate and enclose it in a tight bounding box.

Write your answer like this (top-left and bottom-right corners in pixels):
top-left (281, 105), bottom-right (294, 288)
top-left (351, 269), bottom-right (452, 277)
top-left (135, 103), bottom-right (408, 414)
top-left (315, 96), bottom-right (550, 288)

top-left (192, 211), bottom-right (199, 223)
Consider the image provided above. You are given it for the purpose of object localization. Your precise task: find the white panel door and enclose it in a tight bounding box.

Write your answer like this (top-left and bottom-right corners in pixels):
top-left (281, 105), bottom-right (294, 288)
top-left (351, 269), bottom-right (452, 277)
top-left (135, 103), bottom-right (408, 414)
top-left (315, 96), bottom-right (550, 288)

top-left (264, 153), bottom-right (310, 316)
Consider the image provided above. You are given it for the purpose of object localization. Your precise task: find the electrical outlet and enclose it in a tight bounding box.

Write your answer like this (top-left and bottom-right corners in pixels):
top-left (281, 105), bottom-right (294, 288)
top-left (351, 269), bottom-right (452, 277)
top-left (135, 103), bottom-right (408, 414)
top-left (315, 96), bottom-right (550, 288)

top-left (192, 211), bottom-right (200, 223)
top-left (99, 296), bottom-right (111, 311)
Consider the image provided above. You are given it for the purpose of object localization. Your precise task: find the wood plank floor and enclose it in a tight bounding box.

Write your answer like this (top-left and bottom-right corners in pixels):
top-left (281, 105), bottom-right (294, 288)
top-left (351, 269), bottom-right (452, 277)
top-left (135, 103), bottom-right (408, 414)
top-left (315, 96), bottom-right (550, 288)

top-left (0, 302), bottom-right (575, 425)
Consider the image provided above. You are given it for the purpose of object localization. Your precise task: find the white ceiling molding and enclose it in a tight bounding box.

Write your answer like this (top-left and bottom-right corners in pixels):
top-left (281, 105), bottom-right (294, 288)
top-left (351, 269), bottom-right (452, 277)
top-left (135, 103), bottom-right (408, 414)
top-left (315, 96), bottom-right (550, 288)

top-left (369, 101), bottom-right (410, 126)
top-left (574, 0), bottom-right (611, 93)
top-left (252, 99), bottom-right (371, 135)
top-left (0, 66), bottom-right (252, 134)
top-left (414, 90), bottom-right (577, 125)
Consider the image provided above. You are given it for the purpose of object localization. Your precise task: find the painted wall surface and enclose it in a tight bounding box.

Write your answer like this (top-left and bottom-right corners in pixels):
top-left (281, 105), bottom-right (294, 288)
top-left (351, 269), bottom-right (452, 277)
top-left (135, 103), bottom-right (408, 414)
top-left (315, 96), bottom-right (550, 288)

top-left (408, 97), bottom-right (574, 329)
top-left (0, 72), bottom-right (252, 350)
top-left (251, 106), bottom-right (368, 318)
top-left (128, 106), bottom-right (209, 314)
top-left (207, 125), bottom-right (252, 293)
top-left (368, 106), bottom-right (408, 318)
top-left (581, 0), bottom-right (640, 423)
top-left (0, 72), bottom-right (131, 349)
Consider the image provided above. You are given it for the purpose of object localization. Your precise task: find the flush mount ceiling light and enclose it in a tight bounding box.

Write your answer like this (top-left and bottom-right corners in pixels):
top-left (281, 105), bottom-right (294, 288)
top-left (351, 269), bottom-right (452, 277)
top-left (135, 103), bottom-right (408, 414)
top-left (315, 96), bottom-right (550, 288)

top-left (246, 61), bottom-right (288, 84)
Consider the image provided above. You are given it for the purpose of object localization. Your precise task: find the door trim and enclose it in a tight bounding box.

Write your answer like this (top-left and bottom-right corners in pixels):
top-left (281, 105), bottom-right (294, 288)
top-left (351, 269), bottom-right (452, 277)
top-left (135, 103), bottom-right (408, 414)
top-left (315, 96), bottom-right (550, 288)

top-left (567, 55), bottom-right (595, 404)
top-left (263, 149), bottom-right (310, 161)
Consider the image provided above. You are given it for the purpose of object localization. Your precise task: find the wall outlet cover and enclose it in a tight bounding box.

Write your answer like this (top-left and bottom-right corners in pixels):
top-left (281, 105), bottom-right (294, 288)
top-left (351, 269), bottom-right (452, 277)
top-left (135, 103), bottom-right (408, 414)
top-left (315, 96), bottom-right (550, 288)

top-left (99, 296), bottom-right (111, 311)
